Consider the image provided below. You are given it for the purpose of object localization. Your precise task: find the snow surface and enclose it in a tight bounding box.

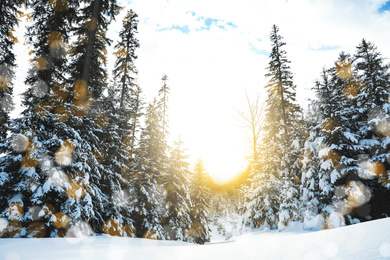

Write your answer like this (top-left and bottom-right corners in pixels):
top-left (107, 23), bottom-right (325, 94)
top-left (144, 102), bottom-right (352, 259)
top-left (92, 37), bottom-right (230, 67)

top-left (2, 218), bottom-right (390, 259)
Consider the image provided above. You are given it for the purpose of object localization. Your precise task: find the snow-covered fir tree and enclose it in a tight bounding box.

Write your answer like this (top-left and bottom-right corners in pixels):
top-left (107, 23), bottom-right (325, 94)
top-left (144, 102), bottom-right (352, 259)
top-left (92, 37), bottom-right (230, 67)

top-left (66, 0), bottom-right (121, 234)
top-left (162, 139), bottom-right (192, 241)
top-left (158, 75), bottom-right (169, 136)
top-left (353, 39), bottom-right (390, 220)
top-left (300, 74), bottom-right (327, 227)
top-left (130, 99), bottom-right (166, 239)
top-left (245, 25), bottom-right (302, 230)
top-left (0, 0), bottom-right (95, 237)
top-left (0, 0), bottom-right (20, 142)
top-left (187, 159), bottom-right (211, 244)
top-left (96, 8), bottom-right (141, 236)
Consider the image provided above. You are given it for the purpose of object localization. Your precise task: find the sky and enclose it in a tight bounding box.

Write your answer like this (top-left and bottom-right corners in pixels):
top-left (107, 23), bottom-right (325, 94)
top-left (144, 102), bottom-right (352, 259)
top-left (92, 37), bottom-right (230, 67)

top-left (12, 0), bottom-right (390, 184)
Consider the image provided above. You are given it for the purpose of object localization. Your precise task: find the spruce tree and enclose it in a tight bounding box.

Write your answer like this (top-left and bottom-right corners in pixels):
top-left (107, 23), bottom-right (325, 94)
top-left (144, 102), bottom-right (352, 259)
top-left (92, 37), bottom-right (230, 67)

top-left (187, 159), bottom-right (211, 244)
top-left (130, 100), bottom-right (165, 239)
top-left (245, 25), bottom-right (302, 230)
top-left (0, 0), bottom-right (94, 237)
top-left (162, 139), bottom-right (192, 241)
top-left (0, 0), bottom-right (21, 142)
top-left (354, 39), bottom-right (390, 220)
top-left (300, 71), bottom-right (332, 227)
top-left (96, 9), bottom-right (141, 236)
top-left (0, 1), bottom-right (20, 229)
top-left (0, 0), bottom-right (23, 142)
top-left (66, 0), bottom-right (120, 234)
top-left (158, 75), bottom-right (169, 136)
top-left (310, 52), bottom-right (363, 227)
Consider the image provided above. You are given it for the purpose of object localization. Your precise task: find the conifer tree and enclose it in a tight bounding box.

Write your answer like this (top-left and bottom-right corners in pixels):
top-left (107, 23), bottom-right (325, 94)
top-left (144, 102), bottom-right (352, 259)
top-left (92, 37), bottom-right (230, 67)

top-left (66, 0), bottom-right (120, 234)
top-left (300, 73), bottom-right (330, 226)
top-left (112, 9), bottom-right (141, 156)
top-left (245, 25), bottom-right (302, 230)
top-left (158, 75), bottom-right (169, 136)
top-left (130, 100), bottom-right (166, 239)
top-left (0, 0), bottom-right (21, 142)
top-left (187, 159), bottom-right (211, 244)
top-left (0, 0), bottom-right (95, 237)
top-left (162, 139), bottom-right (192, 241)
top-left (354, 39), bottom-right (390, 220)
top-left (308, 52), bottom-right (364, 227)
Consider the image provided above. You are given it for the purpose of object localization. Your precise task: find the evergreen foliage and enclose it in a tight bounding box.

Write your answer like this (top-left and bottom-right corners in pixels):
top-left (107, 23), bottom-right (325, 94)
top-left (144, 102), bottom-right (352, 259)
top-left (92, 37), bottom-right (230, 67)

top-left (187, 159), bottom-right (211, 244)
top-left (130, 100), bottom-right (166, 239)
top-left (0, 0), bottom-right (20, 142)
top-left (245, 25), bottom-right (302, 230)
top-left (162, 139), bottom-right (192, 241)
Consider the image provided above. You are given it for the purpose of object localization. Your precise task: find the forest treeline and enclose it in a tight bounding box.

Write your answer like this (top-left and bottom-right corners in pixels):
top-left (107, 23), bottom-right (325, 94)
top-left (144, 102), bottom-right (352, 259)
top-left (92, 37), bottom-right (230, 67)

top-left (244, 25), bottom-right (390, 230)
top-left (0, 1), bottom-right (211, 244)
top-left (1, 0), bottom-right (390, 244)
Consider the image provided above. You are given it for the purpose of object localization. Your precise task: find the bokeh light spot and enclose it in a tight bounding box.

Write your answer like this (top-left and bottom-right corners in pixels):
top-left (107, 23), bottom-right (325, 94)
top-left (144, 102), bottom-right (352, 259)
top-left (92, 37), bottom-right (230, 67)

top-left (143, 230), bottom-right (158, 240)
top-left (71, 102), bottom-right (89, 118)
top-left (28, 205), bottom-right (42, 221)
top-left (94, 113), bottom-right (109, 128)
top-left (47, 31), bottom-right (64, 49)
top-left (66, 221), bottom-right (93, 240)
top-left (7, 220), bottom-right (23, 237)
top-left (343, 85), bottom-right (358, 100)
top-left (67, 182), bottom-right (84, 200)
top-left (322, 150), bottom-right (340, 168)
top-left (0, 218), bottom-right (8, 238)
top-left (51, 82), bottom-right (70, 102)
top-left (53, 212), bottom-right (68, 228)
top-left (55, 139), bottom-right (75, 166)
top-left (345, 181), bottom-right (371, 209)
top-left (27, 221), bottom-right (46, 238)
top-left (54, 106), bottom-right (70, 122)
top-left (335, 59), bottom-right (352, 79)
top-left (321, 118), bottom-right (339, 134)
top-left (0, 76), bottom-right (10, 91)
top-left (103, 219), bottom-right (123, 236)
top-left (123, 224), bottom-right (136, 238)
top-left (49, 0), bottom-right (68, 12)
top-left (11, 134), bottom-right (29, 153)
top-left (32, 80), bottom-right (48, 98)
top-left (368, 161), bottom-right (385, 177)
top-left (74, 79), bottom-right (87, 99)
top-left (40, 204), bottom-right (55, 219)
top-left (34, 57), bottom-right (47, 71)
top-left (21, 153), bottom-right (38, 169)
top-left (34, 101), bottom-right (51, 118)
top-left (376, 122), bottom-right (390, 137)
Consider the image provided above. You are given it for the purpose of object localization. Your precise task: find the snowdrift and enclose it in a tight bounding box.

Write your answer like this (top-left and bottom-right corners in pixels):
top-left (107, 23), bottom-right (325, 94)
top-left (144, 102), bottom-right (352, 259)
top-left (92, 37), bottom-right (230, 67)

top-left (1, 217), bottom-right (390, 259)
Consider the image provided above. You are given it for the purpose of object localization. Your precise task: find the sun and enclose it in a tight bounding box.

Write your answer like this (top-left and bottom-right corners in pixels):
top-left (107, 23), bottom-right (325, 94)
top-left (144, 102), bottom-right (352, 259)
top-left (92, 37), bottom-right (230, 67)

top-left (185, 132), bottom-right (247, 185)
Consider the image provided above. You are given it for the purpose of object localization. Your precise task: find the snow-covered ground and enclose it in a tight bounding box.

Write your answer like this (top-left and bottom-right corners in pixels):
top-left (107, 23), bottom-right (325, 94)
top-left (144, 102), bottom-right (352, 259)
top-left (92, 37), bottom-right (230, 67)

top-left (2, 218), bottom-right (390, 260)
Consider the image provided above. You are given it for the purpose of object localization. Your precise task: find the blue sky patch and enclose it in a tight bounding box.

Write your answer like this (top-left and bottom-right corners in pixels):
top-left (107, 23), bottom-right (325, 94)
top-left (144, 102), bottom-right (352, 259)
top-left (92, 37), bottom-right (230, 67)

top-left (249, 44), bottom-right (269, 56)
top-left (157, 25), bottom-right (190, 34)
top-left (226, 22), bottom-right (238, 29)
top-left (201, 18), bottom-right (237, 31)
top-left (187, 11), bottom-right (196, 16)
top-left (310, 45), bottom-right (339, 51)
top-left (379, 1), bottom-right (390, 12)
